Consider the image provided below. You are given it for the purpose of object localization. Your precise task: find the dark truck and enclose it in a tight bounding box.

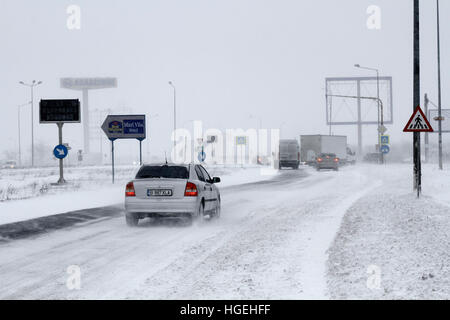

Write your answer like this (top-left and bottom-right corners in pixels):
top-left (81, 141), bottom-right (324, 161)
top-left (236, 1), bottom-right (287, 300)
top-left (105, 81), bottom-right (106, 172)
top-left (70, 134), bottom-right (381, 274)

top-left (278, 139), bottom-right (300, 169)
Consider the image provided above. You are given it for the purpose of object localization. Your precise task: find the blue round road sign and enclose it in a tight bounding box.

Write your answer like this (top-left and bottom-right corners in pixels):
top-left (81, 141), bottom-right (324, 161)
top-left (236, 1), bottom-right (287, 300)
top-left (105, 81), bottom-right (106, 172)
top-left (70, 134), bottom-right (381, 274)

top-left (53, 144), bottom-right (68, 159)
top-left (198, 151), bottom-right (206, 162)
top-left (380, 144), bottom-right (390, 154)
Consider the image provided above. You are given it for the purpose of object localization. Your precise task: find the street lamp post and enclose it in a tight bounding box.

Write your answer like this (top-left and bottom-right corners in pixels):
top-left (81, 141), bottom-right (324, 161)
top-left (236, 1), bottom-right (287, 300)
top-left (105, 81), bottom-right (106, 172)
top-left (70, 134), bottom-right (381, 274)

top-left (17, 101), bottom-right (31, 167)
top-left (19, 80), bottom-right (42, 167)
top-left (354, 64), bottom-right (382, 163)
top-left (168, 81), bottom-right (177, 153)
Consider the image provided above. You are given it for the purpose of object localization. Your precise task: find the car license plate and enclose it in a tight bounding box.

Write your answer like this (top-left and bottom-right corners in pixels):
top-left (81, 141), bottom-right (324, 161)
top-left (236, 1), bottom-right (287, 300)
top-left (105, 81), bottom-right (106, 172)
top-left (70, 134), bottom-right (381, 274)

top-left (147, 189), bottom-right (172, 197)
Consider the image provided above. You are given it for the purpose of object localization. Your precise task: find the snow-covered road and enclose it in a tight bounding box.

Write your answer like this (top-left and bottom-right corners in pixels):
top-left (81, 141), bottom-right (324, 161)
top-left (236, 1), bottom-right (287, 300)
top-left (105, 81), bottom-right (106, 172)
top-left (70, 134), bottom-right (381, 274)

top-left (0, 166), bottom-right (378, 299)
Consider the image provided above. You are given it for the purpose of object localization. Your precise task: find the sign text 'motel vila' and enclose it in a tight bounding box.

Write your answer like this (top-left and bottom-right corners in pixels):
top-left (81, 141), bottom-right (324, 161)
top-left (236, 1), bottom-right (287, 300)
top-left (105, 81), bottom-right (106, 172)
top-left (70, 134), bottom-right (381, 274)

top-left (101, 115), bottom-right (146, 141)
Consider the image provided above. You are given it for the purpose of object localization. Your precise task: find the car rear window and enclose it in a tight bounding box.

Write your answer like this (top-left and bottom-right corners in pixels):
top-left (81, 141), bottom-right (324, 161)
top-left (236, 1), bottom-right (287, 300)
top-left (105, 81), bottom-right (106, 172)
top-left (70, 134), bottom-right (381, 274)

top-left (319, 153), bottom-right (336, 158)
top-left (135, 165), bottom-right (189, 179)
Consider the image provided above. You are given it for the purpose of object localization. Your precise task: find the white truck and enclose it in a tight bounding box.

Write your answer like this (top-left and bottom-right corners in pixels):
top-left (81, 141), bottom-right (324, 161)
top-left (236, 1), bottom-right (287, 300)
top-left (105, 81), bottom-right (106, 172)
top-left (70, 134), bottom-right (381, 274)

top-left (300, 135), bottom-right (355, 165)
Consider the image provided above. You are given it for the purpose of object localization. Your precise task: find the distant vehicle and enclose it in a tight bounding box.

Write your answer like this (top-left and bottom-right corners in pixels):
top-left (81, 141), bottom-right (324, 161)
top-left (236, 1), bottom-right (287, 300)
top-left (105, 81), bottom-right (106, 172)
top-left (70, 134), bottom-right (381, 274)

top-left (278, 139), bottom-right (300, 169)
top-left (363, 153), bottom-right (381, 163)
top-left (2, 160), bottom-right (17, 169)
top-left (315, 153), bottom-right (339, 171)
top-left (257, 155), bottom-right (271, 166)
top-left (124, 163), bottom-right (221, 226)
top-left (300, 135), bottom-right (355, 165)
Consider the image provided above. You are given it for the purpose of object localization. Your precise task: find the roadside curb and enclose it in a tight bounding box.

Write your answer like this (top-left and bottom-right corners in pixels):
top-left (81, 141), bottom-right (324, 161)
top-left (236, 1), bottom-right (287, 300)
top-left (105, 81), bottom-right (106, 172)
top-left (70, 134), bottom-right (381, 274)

top-left (0, 204), bottom-right (123, 242)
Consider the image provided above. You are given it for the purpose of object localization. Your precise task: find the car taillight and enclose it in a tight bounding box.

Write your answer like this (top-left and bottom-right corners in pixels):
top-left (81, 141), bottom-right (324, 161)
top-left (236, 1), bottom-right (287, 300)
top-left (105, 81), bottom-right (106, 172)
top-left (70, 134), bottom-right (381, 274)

top-left (317, 158), bottom-right (323, 162)
top-left (125, 182), bottom-right (135, 197)
top-left (334, 158), bottom-right (339, 162)
top-left (184, 182), bottom-right (198, 197)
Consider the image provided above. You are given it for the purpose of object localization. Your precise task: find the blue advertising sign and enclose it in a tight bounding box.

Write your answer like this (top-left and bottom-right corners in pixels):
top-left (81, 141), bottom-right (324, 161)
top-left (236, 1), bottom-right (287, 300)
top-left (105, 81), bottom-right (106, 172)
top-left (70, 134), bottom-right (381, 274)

top-left (53, 144), bottom-right (68, 159)
top-left (101, 115), bottom-right (146, 141)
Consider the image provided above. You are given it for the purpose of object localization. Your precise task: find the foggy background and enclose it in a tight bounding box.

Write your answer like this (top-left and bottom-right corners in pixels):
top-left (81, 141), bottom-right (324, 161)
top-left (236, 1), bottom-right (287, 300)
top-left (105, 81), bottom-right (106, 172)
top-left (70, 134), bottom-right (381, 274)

top-left (1, 0), bottom-right (448, 164)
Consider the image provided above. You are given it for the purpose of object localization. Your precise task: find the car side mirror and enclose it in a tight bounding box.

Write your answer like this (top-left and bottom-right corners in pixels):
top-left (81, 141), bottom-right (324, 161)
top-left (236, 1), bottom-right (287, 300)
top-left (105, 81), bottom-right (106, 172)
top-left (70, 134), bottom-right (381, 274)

top-left (212, 177), bottom-right (221, 183)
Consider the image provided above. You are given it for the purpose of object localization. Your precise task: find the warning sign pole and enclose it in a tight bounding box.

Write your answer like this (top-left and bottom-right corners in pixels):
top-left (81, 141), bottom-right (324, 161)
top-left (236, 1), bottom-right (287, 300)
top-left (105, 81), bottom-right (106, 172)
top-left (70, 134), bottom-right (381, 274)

top-left (57, 122), bottom-right (65, 184)
top-left (413, 0), bottom-right (421, 197)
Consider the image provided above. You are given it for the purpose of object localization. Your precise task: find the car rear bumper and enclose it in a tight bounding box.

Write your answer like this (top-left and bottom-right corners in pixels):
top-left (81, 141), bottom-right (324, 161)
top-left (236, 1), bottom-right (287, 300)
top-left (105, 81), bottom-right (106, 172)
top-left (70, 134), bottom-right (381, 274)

top-left (316, 162), bottom-right (338, 169)
top-left (280, 160), bottom-right (299, 166)
top-left (125, 197), bottom-right (199, 216)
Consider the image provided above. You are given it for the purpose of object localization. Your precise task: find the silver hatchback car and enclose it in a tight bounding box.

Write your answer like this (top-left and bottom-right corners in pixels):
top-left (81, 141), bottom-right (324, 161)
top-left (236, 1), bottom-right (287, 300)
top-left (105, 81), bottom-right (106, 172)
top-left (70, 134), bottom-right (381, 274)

top-left (124, 163), bottom-right (221, 226)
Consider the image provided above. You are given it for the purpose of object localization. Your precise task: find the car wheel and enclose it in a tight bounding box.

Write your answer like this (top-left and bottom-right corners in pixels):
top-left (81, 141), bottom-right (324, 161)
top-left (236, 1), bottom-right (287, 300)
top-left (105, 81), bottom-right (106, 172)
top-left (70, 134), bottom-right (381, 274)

top-left (212, 200), bottom-right (221, 219)
top-left (125, 213), bottom-right (139, 227)
top-left (197, 202), bottom-right (206, 221)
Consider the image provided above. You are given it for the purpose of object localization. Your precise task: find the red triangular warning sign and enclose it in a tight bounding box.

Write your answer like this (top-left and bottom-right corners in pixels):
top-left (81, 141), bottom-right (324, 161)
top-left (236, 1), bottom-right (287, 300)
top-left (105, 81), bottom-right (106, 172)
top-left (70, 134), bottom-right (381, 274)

top-left (403, 105), bottom-right (434, 132)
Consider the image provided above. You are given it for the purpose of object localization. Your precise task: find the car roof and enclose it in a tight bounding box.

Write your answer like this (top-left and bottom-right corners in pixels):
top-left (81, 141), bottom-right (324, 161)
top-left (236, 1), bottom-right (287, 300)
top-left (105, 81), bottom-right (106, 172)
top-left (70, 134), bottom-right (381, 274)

top-left (141, 163), bottom-right (190, 167)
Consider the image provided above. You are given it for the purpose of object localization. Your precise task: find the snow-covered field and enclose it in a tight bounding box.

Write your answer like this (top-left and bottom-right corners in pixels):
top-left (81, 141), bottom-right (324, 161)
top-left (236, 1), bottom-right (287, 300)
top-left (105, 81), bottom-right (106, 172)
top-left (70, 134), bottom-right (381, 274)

top-left (0, 165), bottom-right (277, 225)
top-left (0, 163), bottom-right (449, 299)
top-left (0, 165), bottom-right (139, 202)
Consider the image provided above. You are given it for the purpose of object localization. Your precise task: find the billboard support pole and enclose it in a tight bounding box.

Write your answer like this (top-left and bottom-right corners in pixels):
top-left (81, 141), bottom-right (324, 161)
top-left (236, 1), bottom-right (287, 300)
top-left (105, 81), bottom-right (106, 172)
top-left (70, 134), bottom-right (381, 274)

top-left (111, 140), bottom-right (115, 184)
top-left (57, 122), bottom-right (65, 184)
top-left (357, 79), bottom-right (362, 155)
top-left (139, 139), bottom-right (142, 166)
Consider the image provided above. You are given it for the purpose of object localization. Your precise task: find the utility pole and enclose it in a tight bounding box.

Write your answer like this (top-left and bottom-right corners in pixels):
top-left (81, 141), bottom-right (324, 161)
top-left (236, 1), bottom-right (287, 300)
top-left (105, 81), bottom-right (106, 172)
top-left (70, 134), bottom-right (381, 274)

top-left (413, 0), bottom-right (421, 196)
top-left (424, 93), bottom-right (429, 162)
top-left (436, 0), bottom-right (443, 170)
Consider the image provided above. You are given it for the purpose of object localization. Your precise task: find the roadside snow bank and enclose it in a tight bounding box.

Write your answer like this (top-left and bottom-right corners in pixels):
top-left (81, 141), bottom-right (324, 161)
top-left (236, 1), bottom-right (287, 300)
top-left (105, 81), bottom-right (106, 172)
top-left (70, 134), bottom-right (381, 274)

top-left (327, 164), bottom-right (450, 299)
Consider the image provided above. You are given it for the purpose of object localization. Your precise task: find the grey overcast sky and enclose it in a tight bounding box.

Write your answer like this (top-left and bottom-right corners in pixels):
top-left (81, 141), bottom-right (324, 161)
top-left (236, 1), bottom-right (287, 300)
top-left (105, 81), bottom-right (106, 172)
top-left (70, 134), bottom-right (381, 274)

top-left (1, 0), bottom-right (448, 161)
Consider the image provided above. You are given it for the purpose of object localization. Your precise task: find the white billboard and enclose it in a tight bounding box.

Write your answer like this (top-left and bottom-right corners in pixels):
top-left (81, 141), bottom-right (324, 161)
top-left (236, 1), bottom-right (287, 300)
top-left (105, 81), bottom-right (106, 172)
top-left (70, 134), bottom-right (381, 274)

top-left (60, 77), bottom-right (117, 90)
